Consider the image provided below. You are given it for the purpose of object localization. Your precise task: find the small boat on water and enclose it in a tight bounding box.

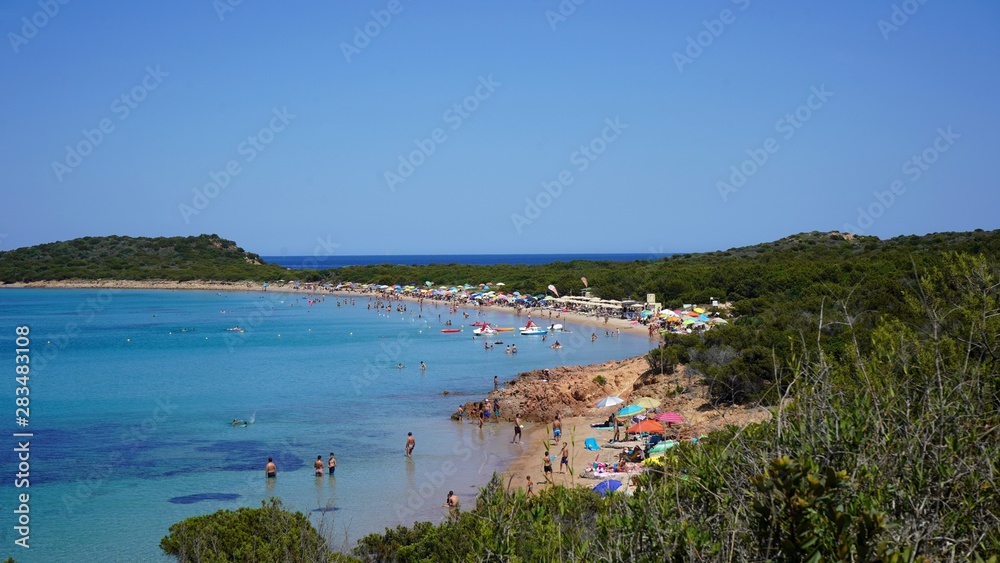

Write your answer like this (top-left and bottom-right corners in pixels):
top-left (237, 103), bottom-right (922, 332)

top-left (473, 323), bottom-right (498, 336)
top-left (519, 319), bottom-right (547, 335)
top-left (440, 329), bottom-right (461, 333)
top-left (496, 327), bottom-right (515, 332)
top-left (548, 323), bottom-right (563, 331)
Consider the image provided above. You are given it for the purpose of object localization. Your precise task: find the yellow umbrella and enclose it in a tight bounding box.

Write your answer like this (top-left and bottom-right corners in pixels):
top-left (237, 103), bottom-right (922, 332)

top-left (633, 397), bottom-right (661, 409)
top-left (694, 307), bottom-right (705, 314)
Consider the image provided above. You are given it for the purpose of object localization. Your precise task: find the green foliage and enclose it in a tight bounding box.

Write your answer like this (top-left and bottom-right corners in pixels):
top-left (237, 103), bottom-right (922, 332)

top-left (592, 374), bottom-right (607, 386)
top-left (0, 234), bottom-right (310, 282)
top-left (751, 456), bottom-right (884, 562)
top-left (159, 498), bottom-right (340, 562)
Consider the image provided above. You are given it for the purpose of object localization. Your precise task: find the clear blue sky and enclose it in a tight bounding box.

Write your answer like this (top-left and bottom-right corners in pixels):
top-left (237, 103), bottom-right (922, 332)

top-left (2, 0), bottom-right (998, 255)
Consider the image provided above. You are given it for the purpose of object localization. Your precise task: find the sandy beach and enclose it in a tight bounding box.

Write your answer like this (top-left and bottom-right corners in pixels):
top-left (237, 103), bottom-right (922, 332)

top-left (1, 278), bottom-right (652, 335)
top-left (461, 356), bottom-right (773, 496)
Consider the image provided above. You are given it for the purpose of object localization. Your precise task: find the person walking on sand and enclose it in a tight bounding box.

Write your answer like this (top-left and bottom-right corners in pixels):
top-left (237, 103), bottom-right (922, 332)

top-left (512, 415), bottom-right (522, 443)
top-left (559, 442), bottom-right (569, 474)
top-left (526, 475), bottom-right (534, 496)
top-left (314, 455), bottom-right (325, 476)
top-left (265, 457), bottom-right (277, 478)
top-left (328, 452), bottom-right (337, 476)
top-left (406, 432), bottom-right (415, 457)
top-left (494, 375), bottom-right (499, 390)
top-left (553, 413), bottom-right (562, 441)
top-left (543, 450), bottom-right (554, 483)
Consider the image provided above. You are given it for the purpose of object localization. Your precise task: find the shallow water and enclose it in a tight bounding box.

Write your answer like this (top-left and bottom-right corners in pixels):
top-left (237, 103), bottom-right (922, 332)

top-left (0, 289), bottom-right (653, 561)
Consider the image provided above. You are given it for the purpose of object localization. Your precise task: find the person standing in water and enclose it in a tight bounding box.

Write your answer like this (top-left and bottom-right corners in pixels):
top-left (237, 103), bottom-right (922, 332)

top-left (328, 452), bottom-right (337, 476)
top-left (314, 455), bottom-right (325, 476)
top-left (406, 432), bottom-right (415, 457)
top-left (265, 458), bottom-right (277, 478)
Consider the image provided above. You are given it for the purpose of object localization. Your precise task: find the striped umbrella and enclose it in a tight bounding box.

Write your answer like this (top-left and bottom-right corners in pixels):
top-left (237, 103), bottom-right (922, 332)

top-left (655, 412), bottom-right (686, 424)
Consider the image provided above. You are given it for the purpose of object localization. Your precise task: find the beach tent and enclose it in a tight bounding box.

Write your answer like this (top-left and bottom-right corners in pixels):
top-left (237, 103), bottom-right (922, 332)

top-left (592, 479), bottom-right (622, 497)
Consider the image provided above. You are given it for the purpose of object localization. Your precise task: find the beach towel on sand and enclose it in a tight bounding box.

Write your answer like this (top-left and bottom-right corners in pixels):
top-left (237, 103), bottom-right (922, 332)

top-left (585, 437), bottom-right (601, 451)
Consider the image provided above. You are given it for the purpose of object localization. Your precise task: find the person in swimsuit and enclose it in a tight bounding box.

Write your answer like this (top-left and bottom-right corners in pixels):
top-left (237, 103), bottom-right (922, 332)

top-left (328, 452), bottom-right (337, 476)
top-left (543, 450), bottom-right (553, 483)
top-left (512, 415), bottom-right (522, 444)
top-left (314, 455), bottom-right (324, 476)
top-left (265, 457), bottom-right (277, 478)
top-left (406, 432), bottom-right (415, 457)
top-left (525, 475), bottom-right (534, 496)
top-left (559, 442), bottom-right (569, 474)
top-left (553, 414), bottom-right (562, 441)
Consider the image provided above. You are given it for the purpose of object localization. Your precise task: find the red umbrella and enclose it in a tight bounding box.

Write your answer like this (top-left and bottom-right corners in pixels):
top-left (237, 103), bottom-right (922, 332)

top-left (655, 412), bottom-right (686, 424)
top-left (626, 420), bottom-right (664, 434)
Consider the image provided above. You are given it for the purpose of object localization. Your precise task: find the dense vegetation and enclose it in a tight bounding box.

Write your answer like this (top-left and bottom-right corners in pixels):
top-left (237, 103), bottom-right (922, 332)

top-left (159, 499), bottom-right (348, 562)
top-left (0, 234), bottom-right (294, 282)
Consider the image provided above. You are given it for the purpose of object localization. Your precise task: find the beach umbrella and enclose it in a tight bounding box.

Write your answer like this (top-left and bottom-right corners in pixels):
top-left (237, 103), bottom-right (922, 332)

top-left (596, 396), bottom-right (624, 408)
top-left (592, 479), bottom-right (622, 497)
top-left (649, 440), bottom-right (678, 454)
top-left (694, 307), bottom-right (705, 314)
top-left (654, 412), bottom-right (686, 424)
top-left (627, 420), bottom-right (664, 434)
top-left (496, 282), bottom-right (505, 286)
top-left (617, 404), bottom-right (644, 418)
top-left (632, 397), bottom-right (661, 409)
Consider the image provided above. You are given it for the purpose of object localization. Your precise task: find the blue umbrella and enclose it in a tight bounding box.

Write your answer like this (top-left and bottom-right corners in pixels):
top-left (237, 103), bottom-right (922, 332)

top-left (617, 405), bottom-right (644, 418)
top-left (592, 479), bottom-right (622, 497)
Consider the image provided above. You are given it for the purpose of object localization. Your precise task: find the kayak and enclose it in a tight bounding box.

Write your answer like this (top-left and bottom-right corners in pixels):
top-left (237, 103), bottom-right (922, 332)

top-left (440, 329), bottom-right (461, 333)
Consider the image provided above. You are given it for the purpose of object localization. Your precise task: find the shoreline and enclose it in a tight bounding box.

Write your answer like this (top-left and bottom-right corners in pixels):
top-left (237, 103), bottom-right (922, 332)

top-left (1, 279), bottom-right (655, 336)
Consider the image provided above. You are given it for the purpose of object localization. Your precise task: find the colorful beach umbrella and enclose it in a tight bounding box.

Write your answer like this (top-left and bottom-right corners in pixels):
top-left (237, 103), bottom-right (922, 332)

top-left (596, 396), bottom-right (624, 408)
top-left (592, 479), bottom-right (622, 497)
top-left (649, 440), bottom-right (678, 453)
top-left (617, 405), bottom-right (644, 418)
top-left (632, 397), bottom-right (661, 409)
top-left (654, 412), bottom-right (686, 424)
top-left (627, 420), bottom-right (664, 434)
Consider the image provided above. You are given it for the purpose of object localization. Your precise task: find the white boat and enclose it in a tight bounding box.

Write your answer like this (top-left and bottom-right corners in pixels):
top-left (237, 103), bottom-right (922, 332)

top-left (473, 323), bottom-right (498, 336)
top-left (548, 323), bottom-right (563, 331)
top-left (519, 319), bottom-right (547, 335)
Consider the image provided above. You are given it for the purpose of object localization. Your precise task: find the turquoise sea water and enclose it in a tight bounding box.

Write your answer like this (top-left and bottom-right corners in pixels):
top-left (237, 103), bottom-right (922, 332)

top-left (0, 289), bottom-right (653, 561)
